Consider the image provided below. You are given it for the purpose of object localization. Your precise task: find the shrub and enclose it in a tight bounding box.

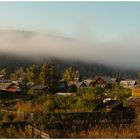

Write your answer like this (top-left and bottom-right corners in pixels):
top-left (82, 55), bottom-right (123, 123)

top-left (42, 98), bottom-right (56, 113)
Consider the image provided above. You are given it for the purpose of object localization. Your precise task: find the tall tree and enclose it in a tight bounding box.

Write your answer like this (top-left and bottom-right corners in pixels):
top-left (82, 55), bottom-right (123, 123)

top-left (25, 64), bottom-right (39, 83)
top-left (10, 67), bottom-right (25, 81)
top-left (0, 68), bottom-right (8, 79)
top-left (63, 67), bottom-right (74, 83)
top-left (0, 68), bottom-right (7, 76)
top-left (39, 63), bottom-right (57, 85)
top-left (10, 70), bottom-right (20, 81)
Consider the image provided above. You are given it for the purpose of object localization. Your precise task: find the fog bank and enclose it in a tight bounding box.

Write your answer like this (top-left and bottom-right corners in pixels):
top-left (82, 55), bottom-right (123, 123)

top-left (0, 30), bottom-right (140, 70)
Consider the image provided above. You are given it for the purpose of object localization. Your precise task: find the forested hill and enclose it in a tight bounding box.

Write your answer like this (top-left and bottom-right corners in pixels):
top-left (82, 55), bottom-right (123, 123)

top-left (0, 54), bottom-right (138, 79)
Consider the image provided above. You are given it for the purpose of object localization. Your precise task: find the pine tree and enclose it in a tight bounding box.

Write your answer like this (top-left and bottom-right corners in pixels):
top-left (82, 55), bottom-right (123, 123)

top-left (25, 64), bottom-right (39, 84)
top-left (39, 63), bottom-right (57, 86)
top-left (63, 67), bottom-right (74, 83)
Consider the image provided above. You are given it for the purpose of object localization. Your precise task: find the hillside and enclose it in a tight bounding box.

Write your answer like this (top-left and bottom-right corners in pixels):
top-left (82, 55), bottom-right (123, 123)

top-left (0, 53), bottom-right (138, 79)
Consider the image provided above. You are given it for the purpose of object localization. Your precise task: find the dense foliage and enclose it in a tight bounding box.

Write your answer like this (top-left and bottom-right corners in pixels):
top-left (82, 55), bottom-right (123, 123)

top-left (0, 54), bottom-right (138, 79)
top-left (14, 94), bottom-right (103, 113)
top-left (107, 83), bottom-right (131, 101)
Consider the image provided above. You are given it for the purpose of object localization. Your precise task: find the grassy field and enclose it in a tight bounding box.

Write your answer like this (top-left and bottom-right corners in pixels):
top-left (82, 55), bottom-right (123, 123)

top-left (0, 94), bottom-right (139, 138)
top-left (47, 123), bottom-right (140, 138)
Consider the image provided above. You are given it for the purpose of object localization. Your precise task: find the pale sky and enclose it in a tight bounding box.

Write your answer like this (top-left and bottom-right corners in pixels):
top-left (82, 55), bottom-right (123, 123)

top-left (0, 2), bottom-right (140, 41)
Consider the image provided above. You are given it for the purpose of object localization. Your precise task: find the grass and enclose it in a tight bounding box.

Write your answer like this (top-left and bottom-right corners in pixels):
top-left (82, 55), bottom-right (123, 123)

top-left (46, 96), bottom-right (140, 138)
top-left (46, 123), bottom-right (140, 138)
top-left (1, 94), bottom-right (140, 138)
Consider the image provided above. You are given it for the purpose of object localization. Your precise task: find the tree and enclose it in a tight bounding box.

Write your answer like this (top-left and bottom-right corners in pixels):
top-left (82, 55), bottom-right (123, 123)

top-left (39, 63), bottom-right (57, 86)
top-left (25, 64), bottom-right (39, 84)
top-left (63, 67), bottom-right (74, 83)
top-left (10, 67), bottom-right (25, 81)
top-left (138, 72), bottom-right (140, 79)
top-left (75, 91), bottom-right (103, 112)
top-left (107, 82), bottom-right (131, 101)
top-left (137, 72), bottom-right (140, 83)
top-left (39, 64), bottom-right (48, 85)
top-left (0, 68), bottom-right (7, 76)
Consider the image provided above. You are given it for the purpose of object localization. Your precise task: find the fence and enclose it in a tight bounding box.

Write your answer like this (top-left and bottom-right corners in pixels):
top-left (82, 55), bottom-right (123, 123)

top-left (0, 121), bottom-right (50, 138)
top-left (27, 125), bottom-right (50, 138)
top-left (0, 108), bottom-right (136, 123)
top-left (0, 108), bottom-right (136, 132)
top-left (0, 109), bottom-right (34, 121)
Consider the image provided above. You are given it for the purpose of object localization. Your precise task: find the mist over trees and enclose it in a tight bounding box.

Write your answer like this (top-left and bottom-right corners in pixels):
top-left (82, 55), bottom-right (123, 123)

top-left (0, 53), bottom-right (138, 79)
top-left (0, 30), bottom-right (140, 70)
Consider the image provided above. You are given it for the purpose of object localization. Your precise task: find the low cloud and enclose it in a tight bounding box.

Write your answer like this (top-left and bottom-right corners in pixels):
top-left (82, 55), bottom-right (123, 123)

top-left (0, 29), bottom-right (140, 70)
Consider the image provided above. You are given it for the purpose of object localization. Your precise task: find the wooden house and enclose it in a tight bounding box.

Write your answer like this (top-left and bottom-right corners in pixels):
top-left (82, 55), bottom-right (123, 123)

top-left (78, 81), bottom-right (89, 87)
top-left (50, 80), bottom-right (67, 93)
top-left (0, 82), bottom-right (21, 93)
top-left (0, 80), bottom-right (12, 83)
top-left (132, 84), bottom-right (140, 96)
top-left (32, 85), bottom-right (48, 94)
top-left (83, 79), bottom-right (94, 87)
top-left (120, 80), bottom-right (137, 89)
top-left (105, 100), bottom-right (123, 112)
top-left (94, 76), bottom-right (113, 88)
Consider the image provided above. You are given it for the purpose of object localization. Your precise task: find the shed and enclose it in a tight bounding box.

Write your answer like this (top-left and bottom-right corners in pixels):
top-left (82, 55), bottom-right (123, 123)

top-left (32, 85), bottom-right (48, 94)
top-left (132, 84), bottom-right (140, 96)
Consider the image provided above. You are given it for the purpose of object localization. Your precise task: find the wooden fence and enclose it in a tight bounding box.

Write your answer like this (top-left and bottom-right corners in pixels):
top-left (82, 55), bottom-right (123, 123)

top-left (0, 109), bottom-right (34, 121)
top-left (0, 108), bottom-right (136, 123)
top-left (27, 125), bottom-right (50, 138)
top-left (0, 121), bottom-right (50, 139)
top-left (0, 108), bottom-right (136, 133)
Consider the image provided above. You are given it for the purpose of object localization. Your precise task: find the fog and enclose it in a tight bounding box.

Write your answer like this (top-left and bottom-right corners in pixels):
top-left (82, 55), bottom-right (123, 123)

top-left (0, 29), bottom-right (140, 70)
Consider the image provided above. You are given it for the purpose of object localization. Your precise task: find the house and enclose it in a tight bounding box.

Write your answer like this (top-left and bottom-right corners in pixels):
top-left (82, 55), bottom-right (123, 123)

top-left (32, 85), bottom-right (48, 94)
top-left (53, 80), bottom-right (67, 92)
top-left (83, 79), bottom-right (94, 87)
top-left (120, 79), bottom-right (137, 88)
top-left (103, 99), bottom-right (123, 112)
top-left (0, 80), bottom-right (12, 83)
top-left (132, 84), bottom-right (140, 96)
top-left (0, 82), bottom-right (21, 93)
top-left (27, 82), bottom-right (35, 87)
top-left (12, 80), bottom-right (23, 85)
top-left (94, 76), bottom-right (113, 88)
top-left (78, 81), bottom-right (89, 87)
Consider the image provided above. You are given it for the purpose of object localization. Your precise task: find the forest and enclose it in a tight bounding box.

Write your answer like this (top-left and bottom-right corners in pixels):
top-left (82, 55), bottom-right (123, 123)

top-left (0, 53), bottom-right (138, 79)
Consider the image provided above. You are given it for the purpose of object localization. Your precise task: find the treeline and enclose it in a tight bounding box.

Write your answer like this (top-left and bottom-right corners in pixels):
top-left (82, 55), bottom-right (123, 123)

top-left (0, 53), bottom-right (138, 79)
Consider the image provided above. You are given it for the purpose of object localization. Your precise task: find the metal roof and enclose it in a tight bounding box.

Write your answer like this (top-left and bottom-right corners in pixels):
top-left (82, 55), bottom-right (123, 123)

top-left (32, 85), bottom-right (48, 90)
top-left (0, 83), bottom-right (13, 90)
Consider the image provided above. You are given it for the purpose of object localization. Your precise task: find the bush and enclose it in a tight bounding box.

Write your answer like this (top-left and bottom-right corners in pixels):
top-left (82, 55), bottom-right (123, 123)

top-left (42, 99), bottom-right (56, 113)
top-left (77, 87), bottom-right (94, 95)
top-left (107, 84), bottom-right (131, 101)
top-left (95, 86), bottom-right (105, 95)
top-left (27, 88), bottom-right (36, 95)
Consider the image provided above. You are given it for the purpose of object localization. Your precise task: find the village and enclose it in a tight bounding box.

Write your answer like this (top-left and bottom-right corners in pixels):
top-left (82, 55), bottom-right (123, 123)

top-left (0, 64), bottom-right (139, 111)
top-left (0, 66), bottom-right (138, 98)
top-left (0, 64), bottom-right (140, 138)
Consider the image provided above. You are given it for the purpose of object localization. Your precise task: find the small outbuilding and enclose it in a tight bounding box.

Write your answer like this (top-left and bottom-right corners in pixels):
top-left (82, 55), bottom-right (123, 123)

top-left (132, 84), bottom-right (140, 96)
top-left (32, 85), bottom-right (48, 94)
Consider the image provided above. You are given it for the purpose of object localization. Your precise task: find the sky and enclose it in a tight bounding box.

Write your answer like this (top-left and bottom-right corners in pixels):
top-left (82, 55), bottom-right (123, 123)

top-left (0, 1), bottom-right (140, 70)
top-left (0, 2), bottom-right (140, 41)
